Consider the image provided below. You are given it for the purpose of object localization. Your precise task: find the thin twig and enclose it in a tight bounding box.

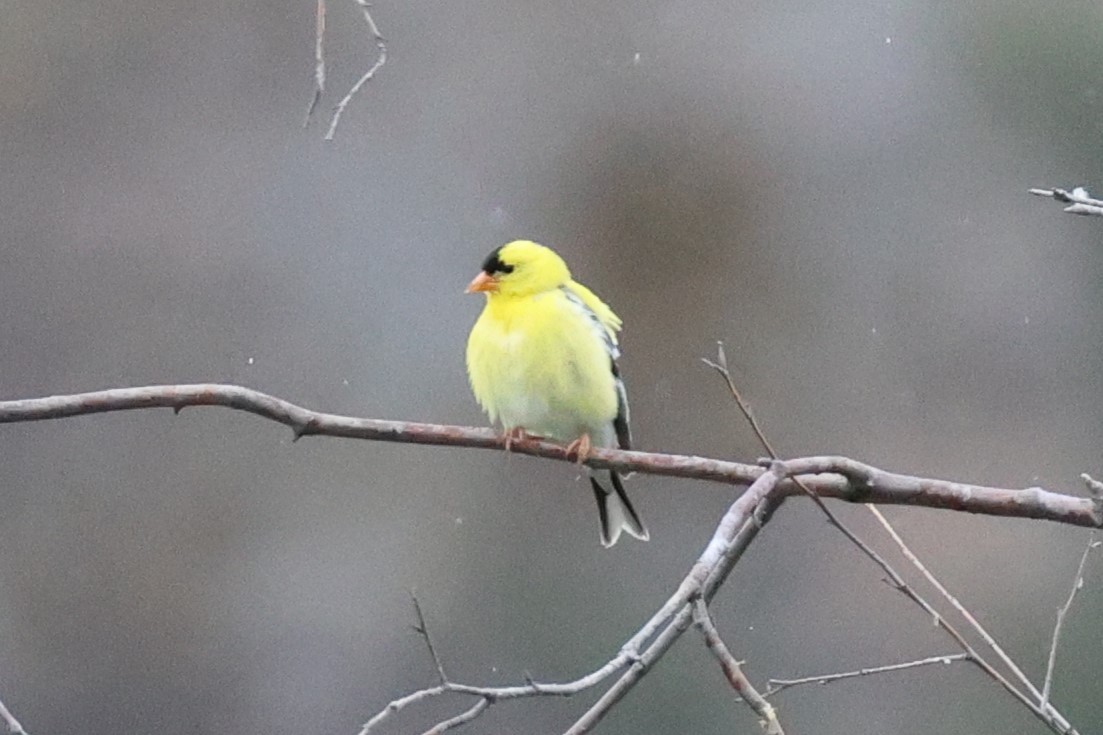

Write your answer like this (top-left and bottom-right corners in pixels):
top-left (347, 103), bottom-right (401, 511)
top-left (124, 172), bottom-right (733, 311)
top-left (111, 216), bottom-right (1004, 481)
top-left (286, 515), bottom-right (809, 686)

top-left (362, 465), bottom-right (790, 735)
top-left (692, 598), bottom-right (783, 735)
top-left (357, 649), bottom-right (631, 734)
top-left (867, 505), bottom-right (1043, 700)
top-left (0, 698), bottom-right (27, 735)
top-left (1029, 187), bottom-right (1103, 216)
top-left (410, 591), bottom-right (448, 685)
top-left (1041, 530), bottom-right (1098, 708)
top-left (703, 347), bottom-right (1081, 734)
top-left (304, 0), bottom-right (326, 124)
top-left (765, 653), bottom-right (968, 696)
top-left (420, 698), bottom-right (489, 735)
top-left (564, 466), bottom-right (790, 734)
top-left (324, 0), bottom-right (387, 141)
top-left (701, 342), bottom-right (776, 456)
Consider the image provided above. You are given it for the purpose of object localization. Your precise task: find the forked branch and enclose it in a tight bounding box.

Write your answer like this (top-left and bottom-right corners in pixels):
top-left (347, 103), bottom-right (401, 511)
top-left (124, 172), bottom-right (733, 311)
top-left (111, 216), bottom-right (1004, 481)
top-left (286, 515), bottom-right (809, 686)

top-left (0, 384), bottom-right (1098, 733)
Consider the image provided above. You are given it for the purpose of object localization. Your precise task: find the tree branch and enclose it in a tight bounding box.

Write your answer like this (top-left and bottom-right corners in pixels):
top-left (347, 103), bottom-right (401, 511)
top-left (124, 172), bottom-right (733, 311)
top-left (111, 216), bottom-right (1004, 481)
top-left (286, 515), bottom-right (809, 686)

top-left (1029, 186), bottom-right (1103, 217)
top-left (3, 384), bottom-right (1099, 733)
top-left (1041, 529), bottom-right (1098, 708)
top-left (323, 0), bottom-right (386, 141)
top-left (704, 346), bottom-right (1082, 734)
top-left (0, 385), bottom-right (1097, 528)
top-left (765, 654), bottom-right (969, 696)
top-left (362, 463), bottom-right (789, 734)
top-left (304, 0), bottom-right (326, 124)
top-left (691, 598), bottom-right (783, 734)
top-left (0, 699), bottom-right (27, 735)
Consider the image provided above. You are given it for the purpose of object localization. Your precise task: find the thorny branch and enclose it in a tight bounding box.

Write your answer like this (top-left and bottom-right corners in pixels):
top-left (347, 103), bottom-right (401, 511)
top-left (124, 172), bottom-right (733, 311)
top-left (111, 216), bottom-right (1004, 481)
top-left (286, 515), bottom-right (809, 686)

top-left (0, 383), bottom-right (1099, 733)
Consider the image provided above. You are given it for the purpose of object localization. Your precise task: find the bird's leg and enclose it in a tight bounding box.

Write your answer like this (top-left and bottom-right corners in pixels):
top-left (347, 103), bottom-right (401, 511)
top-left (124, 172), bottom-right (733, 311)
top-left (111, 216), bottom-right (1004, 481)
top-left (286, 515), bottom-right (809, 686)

top-left (565, 433), bottom-right (593, 465)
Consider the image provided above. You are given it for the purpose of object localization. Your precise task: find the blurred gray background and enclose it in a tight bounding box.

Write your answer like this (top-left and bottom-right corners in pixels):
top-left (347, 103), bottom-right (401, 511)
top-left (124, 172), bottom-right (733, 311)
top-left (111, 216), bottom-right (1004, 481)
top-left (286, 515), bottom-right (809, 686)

top-left (2, 0), bottom-right (1102, 732)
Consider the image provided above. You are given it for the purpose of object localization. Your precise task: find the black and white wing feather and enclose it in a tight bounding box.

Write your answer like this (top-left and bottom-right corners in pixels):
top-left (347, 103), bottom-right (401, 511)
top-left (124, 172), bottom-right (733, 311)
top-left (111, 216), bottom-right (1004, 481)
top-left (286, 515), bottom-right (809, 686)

top-left (560, 286), bottom-right (647, 546)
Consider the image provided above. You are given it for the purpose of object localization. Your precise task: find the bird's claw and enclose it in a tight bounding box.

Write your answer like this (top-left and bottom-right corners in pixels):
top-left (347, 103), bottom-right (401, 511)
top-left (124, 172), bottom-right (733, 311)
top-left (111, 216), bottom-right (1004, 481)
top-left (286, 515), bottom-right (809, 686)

top-left (503, 427), bottom-right (539, 451)
top-left (565, 434), bottom-right (593, 465)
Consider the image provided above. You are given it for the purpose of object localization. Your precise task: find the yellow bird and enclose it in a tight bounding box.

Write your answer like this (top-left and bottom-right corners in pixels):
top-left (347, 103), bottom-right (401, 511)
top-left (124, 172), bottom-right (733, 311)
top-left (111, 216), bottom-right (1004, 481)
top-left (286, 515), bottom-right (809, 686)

top-left (465, 240), bottom-right (649, 546)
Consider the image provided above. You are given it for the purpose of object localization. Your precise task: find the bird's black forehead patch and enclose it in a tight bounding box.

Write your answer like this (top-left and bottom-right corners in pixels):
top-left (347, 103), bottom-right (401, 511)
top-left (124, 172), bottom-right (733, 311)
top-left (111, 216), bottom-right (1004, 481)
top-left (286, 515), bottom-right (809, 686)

top-left (481, 247), bottom-right (515, 274)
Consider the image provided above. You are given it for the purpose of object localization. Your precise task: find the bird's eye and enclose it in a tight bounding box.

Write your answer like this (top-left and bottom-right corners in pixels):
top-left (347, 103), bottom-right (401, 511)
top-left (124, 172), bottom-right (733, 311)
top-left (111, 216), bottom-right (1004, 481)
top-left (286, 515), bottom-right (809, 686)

top-left (481, 250), bottom-right (515, 275)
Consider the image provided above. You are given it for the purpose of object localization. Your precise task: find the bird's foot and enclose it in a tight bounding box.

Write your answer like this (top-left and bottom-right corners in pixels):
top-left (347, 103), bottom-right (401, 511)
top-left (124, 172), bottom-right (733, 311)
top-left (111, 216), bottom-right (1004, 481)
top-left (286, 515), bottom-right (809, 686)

top-left (503, 427), bottom-right (537, 452)
top-left (565, 433), bottom-right (593, 465)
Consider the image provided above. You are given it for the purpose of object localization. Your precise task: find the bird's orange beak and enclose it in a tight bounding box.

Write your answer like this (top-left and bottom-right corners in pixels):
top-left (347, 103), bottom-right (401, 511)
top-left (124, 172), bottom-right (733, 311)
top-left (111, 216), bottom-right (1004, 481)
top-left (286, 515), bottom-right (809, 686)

top-left (465, 271), bottom-right (499, 294)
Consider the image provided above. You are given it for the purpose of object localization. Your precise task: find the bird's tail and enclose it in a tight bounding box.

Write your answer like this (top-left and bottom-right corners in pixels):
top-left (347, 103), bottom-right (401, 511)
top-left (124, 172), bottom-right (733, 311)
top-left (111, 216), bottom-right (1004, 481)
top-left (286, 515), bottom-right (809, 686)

top-left (591, 471), bottom-right (649, 547)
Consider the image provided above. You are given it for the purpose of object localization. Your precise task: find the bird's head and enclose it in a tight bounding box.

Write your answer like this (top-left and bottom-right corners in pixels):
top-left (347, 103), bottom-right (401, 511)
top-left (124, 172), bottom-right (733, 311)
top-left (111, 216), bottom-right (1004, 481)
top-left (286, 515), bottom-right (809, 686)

top-left (465, 240), bottom-right (571, 298)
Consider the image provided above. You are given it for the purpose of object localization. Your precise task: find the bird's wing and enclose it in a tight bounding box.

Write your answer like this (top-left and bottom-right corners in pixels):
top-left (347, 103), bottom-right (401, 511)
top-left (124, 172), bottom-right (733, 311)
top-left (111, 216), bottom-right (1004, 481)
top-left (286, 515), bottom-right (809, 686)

top-left (560, 285), bottom-right (632, 450)
top-left (610, 358), bottom-right (631, 450)
top-left (563, 281), bottom-right (622, 345)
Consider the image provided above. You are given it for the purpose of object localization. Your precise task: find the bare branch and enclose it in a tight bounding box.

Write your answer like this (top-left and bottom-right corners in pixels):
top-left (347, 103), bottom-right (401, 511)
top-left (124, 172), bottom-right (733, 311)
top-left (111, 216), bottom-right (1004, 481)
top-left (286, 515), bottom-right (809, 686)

top-left (564, 465), bottom-right (790, 734)
top-left (362, 463), bottom-right (790, 735)
top-left (410, 591), bottom-right (448, 685)
top-left (692, 599), bottom-right (783, 735)
top-left (0, 699), bottom-right (27, 735)
top-left (1030, 186), bottom-right (1103, 216)
top-left (701, 342), bottom-right (776, 457)
top-left (2, 384), bottom-right (1098, 733)
top-left (865, 506), bottom-right (1087, 732)
top-left (420, 698), bottom-right (489, 735)
top-left (304, 0), bottom-right (326, 124)
top-left (0, 385), bottom-right (1098, 529)
top-left (704, 350), bottom-right (1082, 734)
top-left (1041, 530), bottom-right (1098, 708)
top-left (324, 0), bottom-right (387, 141)
top-left (765, 654), bottom-right (968, 696)
top-left (867, 506), bottom-right (1042, 689)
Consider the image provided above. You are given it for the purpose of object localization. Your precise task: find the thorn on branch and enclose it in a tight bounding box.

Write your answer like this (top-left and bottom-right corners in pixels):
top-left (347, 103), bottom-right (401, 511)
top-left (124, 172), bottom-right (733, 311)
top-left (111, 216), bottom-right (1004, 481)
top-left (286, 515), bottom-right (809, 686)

top-left (291, 418), bottom-right (319, 442)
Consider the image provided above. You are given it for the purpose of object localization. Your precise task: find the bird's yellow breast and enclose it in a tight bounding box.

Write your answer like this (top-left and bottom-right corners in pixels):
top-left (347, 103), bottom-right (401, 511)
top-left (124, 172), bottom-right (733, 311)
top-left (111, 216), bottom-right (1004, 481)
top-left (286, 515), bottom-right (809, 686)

top-left (466, 289), bottom-right (619, 443)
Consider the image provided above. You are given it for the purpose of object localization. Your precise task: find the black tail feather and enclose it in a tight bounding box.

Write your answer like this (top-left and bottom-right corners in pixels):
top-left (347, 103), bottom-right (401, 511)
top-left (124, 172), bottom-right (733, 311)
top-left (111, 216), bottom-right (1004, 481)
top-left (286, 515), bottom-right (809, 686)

top-left (590, 472), bottom-right (649, 547)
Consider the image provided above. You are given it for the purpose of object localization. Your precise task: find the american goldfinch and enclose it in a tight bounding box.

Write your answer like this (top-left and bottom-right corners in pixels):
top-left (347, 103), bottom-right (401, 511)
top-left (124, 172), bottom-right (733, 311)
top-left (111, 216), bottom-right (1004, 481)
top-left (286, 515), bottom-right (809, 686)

top-left (465, 240), bottom-right (649, 546)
